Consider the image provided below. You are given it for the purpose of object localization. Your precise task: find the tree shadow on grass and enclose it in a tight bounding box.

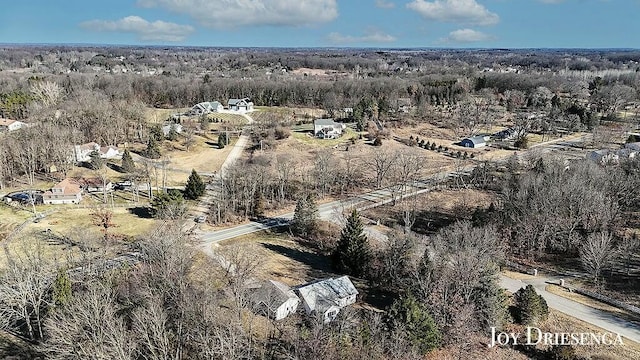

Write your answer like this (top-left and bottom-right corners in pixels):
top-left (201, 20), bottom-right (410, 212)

top-left (106, 162), bottom-right (125, 173)
top-left (409, 210), bottom-right (458, 235)
top-left (261, 242), bottom-right (335, 280)
top-left (128, 206), bottom-right (153, 219)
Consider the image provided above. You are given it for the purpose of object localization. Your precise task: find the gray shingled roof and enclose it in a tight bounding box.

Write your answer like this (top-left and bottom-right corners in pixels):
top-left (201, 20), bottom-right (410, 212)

top-left (314, 118), bottom-right (340, 126)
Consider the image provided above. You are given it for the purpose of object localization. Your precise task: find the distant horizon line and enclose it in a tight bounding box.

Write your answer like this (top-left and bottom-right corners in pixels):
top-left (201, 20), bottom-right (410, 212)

top-left (0, 42), bottom-right (639, 52)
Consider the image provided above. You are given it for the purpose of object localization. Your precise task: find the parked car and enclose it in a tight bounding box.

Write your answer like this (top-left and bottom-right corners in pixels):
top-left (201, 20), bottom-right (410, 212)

top-left (195, 215), bottom-right (207, 223)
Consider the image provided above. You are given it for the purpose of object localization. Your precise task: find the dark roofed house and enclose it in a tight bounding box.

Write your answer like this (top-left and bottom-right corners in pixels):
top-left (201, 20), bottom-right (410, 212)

top-left (460, 135), bottom-right (487, 148)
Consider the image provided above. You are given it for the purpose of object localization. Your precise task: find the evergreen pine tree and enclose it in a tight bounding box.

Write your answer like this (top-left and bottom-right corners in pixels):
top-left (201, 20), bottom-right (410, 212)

top-left (145, 136), bottom-right (161, 159)
top-left (386, 295), bottom-right (441, 354)
top-left (167, 124), bottom-right (179, 141)
top-left (514, 284), bottom-right (549, 326)
top-left (218, 132), bottom-right (227, 149)
top-left (121, 149), bottom-right (136, 173)
top-left (252, 190), bottom-right (265, 218)
top-left (292, 193), bottom-right (319, 237)
top-left (52, 269), bottom-right (72, 306)
top-left (184, 169), bottom-right (206, 200)
top-left (332, 209), bottom-right (371, 277)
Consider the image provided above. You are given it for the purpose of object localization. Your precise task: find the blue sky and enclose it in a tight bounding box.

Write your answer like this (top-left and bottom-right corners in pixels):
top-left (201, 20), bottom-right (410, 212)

top-left (0, 0), bottom-right (638, 48)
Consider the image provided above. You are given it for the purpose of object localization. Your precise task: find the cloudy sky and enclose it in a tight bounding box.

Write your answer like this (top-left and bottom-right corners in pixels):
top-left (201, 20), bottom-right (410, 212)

top-left (0, 0), bottom-right (638, 48)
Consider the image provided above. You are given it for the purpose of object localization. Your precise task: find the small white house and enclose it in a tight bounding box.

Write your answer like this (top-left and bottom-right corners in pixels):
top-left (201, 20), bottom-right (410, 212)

top-left (587, 148), bottom-right (636, 165)
top-left (295, 276), bottom-right (358, 323)
top-left (74, 142), bottom-right (120, 162)
top-left (0, 118), bottom-right (27, 132)
top-left (252, 280), bottom-right (300, 321)
top-left (228, 98), bottom-right (254, 112)
top-left (314, 119), bottom-right (346, 139)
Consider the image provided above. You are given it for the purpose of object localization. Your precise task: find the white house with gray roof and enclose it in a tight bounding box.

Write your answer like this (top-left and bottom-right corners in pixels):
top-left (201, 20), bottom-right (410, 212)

top-left (314, 118), bottom-right (346, 139)
top-left (295, 276), bottom-right (358, 323)
top-left (228, 98), bottom-right (254, 112)
top-left (186, 101), bottom-right (223, 116)
top-left (251, 280), bottom-right (300, 321)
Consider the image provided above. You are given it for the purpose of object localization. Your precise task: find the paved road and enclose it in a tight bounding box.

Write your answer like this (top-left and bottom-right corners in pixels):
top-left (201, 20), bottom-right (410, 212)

top-left (194, 132), bottom-right (640, 342)
top-left (198, 133), bottom-right (592, 246)
top-left (500, 275), bottom-right (640, 343)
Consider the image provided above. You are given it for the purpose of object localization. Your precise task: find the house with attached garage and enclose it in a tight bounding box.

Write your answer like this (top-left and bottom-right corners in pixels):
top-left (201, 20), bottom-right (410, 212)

top-left (227, 98), bottom-right (254, 112)
top-left (42, 178), bottom-right (83, 205)
top-left (74, 142), bottom-right (120, 163)
top-left (0, 118), bottom-right (27, 132)
top-left (295, 276), bottom-right (358, 323)
top-left (314, 118), bottom-right (346, 139)
top-left (251, 280), bottom-right (300, 321)
top-left (186, 101), bottom-right (223, 116)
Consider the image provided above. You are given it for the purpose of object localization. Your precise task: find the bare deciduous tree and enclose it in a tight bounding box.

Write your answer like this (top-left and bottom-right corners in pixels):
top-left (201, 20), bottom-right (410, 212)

top-left (580, 231), bottom-right (616, 285)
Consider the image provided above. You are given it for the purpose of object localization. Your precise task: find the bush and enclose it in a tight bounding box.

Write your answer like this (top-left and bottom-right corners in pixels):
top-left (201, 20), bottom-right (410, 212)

top-left (274, 126), bottom-right (290, 140)
top-left (514, 136), bottom-right (529, 149)
top-left (373, 137), bottom-right (382, 146)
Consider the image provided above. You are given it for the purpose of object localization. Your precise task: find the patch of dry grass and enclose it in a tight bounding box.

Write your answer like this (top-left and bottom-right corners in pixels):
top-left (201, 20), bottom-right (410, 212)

top-left (502, 270), bottom-right (538, 281)
top-left (27, 207), bottom-right (156, 238)
top-left (218, 231), bottom-right (333, 285)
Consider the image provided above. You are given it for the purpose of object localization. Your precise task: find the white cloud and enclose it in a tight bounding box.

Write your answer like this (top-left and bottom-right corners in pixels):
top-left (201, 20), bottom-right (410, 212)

top-left (375, 0), bottom-right (396, 8)
top-left (137, 0), bottom-right (338, 28)
top-left (328, 29), bottom-right (396, 44)
top-left (440, 28), bottom-right (493, 43)
top-left (407, 0), bottom-right (499, 26)
top-left (80, 16), bottom-right (194, 42)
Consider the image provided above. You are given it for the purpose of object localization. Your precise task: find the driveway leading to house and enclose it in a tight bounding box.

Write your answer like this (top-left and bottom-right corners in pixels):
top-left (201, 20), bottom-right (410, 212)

top-left (500, 274), bottom-right (640, 343)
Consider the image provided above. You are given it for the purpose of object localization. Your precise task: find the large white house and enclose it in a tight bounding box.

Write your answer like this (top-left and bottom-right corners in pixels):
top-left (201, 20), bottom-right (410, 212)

top-left (0, 118), bottom-right (27, 132)
top-left (252, 280), bottom-right (300, 321)
top-left (228, 98), bottom-right (254, 112)
top-left (74, 142), bottom-right (120, 162)
top-left (42, 178), bottom-right (83, 205)
top-left (295, 276), bottom-right (358, 323)
top-left (314, 119), bottom-right (346, 139)
top-left (187, 101), bottom-right (223, 116)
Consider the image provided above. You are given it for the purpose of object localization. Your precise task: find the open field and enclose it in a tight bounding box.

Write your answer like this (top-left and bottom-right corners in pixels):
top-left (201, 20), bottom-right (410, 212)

top-left (217, 231), bottom-right (334, 286)
top-left (27, 207), bottom-right (156, 238)
top-left (145, 107), bottom-right (179, 124)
